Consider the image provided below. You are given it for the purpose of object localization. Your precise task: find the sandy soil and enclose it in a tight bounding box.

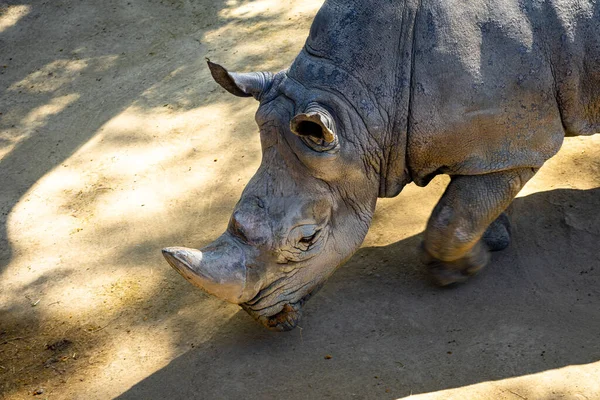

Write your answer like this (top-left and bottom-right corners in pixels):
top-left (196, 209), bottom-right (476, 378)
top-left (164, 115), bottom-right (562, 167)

top-left (0, 1), bottom-right (599, 399)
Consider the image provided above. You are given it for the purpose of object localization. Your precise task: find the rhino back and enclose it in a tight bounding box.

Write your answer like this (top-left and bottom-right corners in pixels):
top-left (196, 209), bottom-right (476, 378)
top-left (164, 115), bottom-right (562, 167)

top-left (540, 0), bottom-right (600, 137)
top-left (290, 0), bottom-right (599, 189)
top-left (408, 0), bottom-right (600, 184)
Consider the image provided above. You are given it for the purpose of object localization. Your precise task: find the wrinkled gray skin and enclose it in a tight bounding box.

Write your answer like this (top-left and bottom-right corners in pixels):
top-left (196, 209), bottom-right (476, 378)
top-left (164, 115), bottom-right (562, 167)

top-left (163, 0), bottom-right (600, 331)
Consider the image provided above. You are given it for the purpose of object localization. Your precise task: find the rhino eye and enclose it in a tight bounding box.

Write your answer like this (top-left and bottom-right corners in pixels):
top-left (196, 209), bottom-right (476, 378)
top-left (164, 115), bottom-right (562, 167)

top-left (290, 225), bottom-right (321, 252)
top-left (299, 230), bottom-right (320, 245)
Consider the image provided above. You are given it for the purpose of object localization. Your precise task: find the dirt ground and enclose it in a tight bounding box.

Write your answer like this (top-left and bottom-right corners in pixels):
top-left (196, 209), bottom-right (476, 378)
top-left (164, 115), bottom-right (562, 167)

top-left (0, 1), bottom-right (599, 399)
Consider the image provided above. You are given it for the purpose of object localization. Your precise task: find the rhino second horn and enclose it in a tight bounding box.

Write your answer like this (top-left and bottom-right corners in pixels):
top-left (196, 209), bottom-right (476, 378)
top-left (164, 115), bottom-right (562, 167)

top-left (162, 246), bottom-right (247, 304)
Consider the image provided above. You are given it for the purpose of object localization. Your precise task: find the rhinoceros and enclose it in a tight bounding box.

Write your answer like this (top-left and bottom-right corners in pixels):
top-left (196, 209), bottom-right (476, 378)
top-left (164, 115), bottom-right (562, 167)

top-left (162, 0), bottom-right (600, 331)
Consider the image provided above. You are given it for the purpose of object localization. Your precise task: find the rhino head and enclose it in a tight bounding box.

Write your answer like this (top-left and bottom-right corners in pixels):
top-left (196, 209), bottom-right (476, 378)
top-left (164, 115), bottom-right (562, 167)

top-left (163, 58), bottom-right (406, 331)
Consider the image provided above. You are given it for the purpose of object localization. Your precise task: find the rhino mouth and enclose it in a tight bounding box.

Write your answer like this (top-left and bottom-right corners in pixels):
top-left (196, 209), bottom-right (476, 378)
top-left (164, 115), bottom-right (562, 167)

top-left (241, 301), bottom-right (303, 332)
top-left (241, 283), bottom-right (323, 332)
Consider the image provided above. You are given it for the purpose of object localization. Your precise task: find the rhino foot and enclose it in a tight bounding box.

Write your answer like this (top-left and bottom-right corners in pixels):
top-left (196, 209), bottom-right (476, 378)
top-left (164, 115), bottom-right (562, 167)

top-left (420, 241), bottom-right (490, 287)
top-left (482, 212), bottom-right (512, 252)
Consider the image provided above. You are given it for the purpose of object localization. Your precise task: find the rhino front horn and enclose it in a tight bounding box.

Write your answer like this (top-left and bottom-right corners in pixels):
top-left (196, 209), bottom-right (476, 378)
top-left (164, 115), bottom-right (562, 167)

top-left (162, 238), bottom-right (251, 304)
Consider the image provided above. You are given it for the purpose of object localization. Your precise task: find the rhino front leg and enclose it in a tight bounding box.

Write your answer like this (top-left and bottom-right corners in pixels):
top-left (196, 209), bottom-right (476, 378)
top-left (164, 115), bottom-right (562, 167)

top-left (421, 168), bottom-right (537, 286)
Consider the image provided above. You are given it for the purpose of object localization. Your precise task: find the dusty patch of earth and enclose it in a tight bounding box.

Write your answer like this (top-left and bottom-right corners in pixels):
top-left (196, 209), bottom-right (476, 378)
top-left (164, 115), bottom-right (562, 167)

top-left (0, 1), bottom-right (599, 399)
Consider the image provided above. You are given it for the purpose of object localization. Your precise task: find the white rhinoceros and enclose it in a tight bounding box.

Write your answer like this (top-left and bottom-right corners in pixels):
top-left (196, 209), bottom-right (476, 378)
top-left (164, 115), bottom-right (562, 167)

top-left (163, 0), bottom-right (600, 330)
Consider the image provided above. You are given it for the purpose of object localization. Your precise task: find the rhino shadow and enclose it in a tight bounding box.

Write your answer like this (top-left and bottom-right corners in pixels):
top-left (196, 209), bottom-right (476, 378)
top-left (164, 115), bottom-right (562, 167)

top-left (116, 187), bottom-right (600, 399)
top-left (0, 1), bottom-right (307, 396)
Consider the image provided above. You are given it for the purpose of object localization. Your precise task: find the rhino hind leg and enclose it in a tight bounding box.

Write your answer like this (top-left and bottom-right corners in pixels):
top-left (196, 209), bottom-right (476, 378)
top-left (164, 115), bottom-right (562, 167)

top-left (482, 212), bottom-right (511, 252)
top-left (421, 169), bottom-right (536, 286)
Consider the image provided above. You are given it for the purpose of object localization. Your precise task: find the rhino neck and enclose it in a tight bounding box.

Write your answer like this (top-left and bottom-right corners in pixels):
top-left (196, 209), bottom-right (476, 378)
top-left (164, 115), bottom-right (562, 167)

top-left (290, 0), bottom-right (420, 197)
top-left (288, 50), bottom-right (412, 198)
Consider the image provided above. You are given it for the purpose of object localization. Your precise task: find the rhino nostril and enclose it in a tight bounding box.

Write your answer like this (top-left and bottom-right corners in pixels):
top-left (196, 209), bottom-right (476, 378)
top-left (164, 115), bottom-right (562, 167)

top-left (228, 200), bottom-right (270, 246)
top-left (229, 214), bottom-right (249, 242)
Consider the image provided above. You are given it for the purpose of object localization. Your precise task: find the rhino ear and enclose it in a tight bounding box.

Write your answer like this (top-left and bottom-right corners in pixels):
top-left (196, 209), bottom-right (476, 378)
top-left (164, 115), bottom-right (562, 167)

top-left (290, 103), bottom-right (337, 145)
top-left (207, 59), bottom-right (273, 100)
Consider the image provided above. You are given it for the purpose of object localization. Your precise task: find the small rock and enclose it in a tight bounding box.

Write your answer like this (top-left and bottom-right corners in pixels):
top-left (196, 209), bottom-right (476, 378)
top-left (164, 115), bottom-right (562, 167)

top-left (46, 339), bottom-right (73, 352)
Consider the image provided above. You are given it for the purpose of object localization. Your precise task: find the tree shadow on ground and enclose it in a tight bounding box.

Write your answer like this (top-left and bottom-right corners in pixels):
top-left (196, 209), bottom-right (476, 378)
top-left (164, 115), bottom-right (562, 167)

top-left (117, 187), bottom-right (600, 399)
top-left (0, 0), bottom-right (320, 397)
top-left (0, 0), bottom-right (296, 278)
top-left (2, 1), bottom-right (598, 398)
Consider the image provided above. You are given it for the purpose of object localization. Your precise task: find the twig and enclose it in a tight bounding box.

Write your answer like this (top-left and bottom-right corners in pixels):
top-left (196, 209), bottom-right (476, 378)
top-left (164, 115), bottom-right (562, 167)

top-left (25, 294), bottom-right (41, 307)
top-left (85, 324), bottom-right (109, 333)
top-left (1, 337), bottom-right (25, 345)
top-left (507, 389), bottom-right (527, 400)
